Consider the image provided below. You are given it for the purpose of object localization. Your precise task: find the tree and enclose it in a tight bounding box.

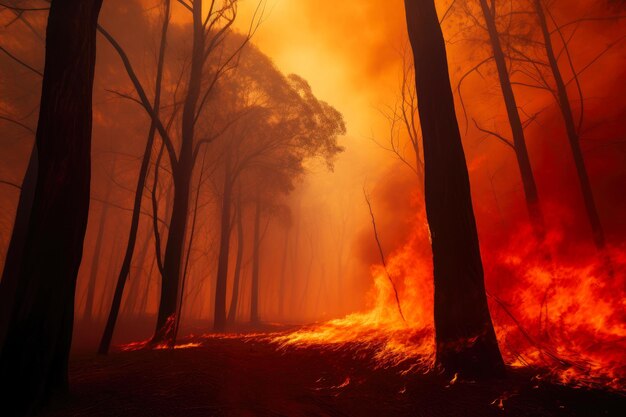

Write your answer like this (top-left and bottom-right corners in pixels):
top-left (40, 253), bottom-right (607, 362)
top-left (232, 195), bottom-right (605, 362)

top-left (476, 0), bottom-right (546, 238)
top-left (376, 47), bottom-right (424, 188)
top-left (532, 0), bottom-right (606, 249)
top-left (98, 0), bottom-right (264, 345)
top-left (0, 0), bottom-right (104, 414)
top-left (403, 0), bottom-right (505, 378)
top-left (210, 45), bottom-right (345, 330)
top-left (98, 0), bottom-right (171, 355)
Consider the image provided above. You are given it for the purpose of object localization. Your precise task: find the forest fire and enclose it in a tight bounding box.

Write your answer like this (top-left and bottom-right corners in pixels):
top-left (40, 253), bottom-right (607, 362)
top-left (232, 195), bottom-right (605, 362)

top-left (1, 0), bottom-right (625, 415)
top-left (272, 207), bottom-right (626, 391)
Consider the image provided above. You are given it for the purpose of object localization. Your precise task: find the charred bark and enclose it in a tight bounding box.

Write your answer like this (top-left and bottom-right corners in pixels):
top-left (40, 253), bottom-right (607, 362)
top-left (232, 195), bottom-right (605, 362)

top-left (0, 0), bottom-right (103, 414)
top-left (478, 0), bottom-right (545, 239)
top-left (533, 0), bottom-right (606, 249)
top-left (404, 0), bottom-right (505, 378)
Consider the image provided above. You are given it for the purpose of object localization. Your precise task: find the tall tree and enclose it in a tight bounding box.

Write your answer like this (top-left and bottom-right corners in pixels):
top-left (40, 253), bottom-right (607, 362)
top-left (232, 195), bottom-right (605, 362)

top-left (210, 48), bottom-right (345, 329)
top-left (153, 0), bottom-right (206, 344)
top-left (214, 149), bottom-right (235, 331)
top-left (99, 0), bottom-right (262, 345)
top-left (0, 0), bottom-right (104, 414)
top-left (404, 0), bottom-right (505, 378)
top-left (477, 0), bottom-right (545, 238)
top-left (532, 0), bottom-right (606, 249)
top-left (98, 0), bottom-right (172, 354)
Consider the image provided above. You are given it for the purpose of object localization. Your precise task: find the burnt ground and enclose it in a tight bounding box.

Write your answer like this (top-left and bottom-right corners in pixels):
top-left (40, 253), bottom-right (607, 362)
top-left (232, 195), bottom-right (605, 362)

top-left (40, 334), bottom-right (625, 417)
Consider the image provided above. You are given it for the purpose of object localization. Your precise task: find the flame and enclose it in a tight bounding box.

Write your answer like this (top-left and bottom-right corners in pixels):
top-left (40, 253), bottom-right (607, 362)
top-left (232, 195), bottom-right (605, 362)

top-left (271, 207), bottom-right (626, 391)
top-left (271, 217), bottom-right (435, 374)
top-left (115, 203), bottom-right (625, 392)
top-left (486, 225), bottom-right (626, 390)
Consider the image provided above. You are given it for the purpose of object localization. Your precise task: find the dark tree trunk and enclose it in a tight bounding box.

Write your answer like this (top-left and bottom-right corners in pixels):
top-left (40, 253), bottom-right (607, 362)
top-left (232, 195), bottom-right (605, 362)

top-left (99, 0), bottom-right (170, 354)
top-left (83, 192), bottom-right (111, 324)
top-left (533, 0), bottom-right (606, 249)
top-left (0, 147), bottom-right (37, 349)
top-left (214, 155), bottom-right (234, 331)
top-left (227, 199), bottom-right (245, 324)
top-left (154, 161), bottom-right (191, 343)
top-left (404, 0), bottom-right (505, 378)
top-left (153, 1), bottom-right (204, 345)
top-left (479, 0), bottom-right (545, 238)
top-left (0, 1), bottom-right (103, 414)
top-left (250, 197), bottom-right (262, 324)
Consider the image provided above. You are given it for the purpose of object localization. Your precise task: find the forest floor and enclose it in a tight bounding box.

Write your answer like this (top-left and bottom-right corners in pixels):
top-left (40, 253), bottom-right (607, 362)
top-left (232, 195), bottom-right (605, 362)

top-left (42, 330), bottom-right (625, 417)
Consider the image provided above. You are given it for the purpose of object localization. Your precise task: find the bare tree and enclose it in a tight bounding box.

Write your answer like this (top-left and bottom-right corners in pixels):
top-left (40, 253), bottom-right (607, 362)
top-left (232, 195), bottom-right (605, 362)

top-left (0, 0), bottom-right (104, 413)
top-left (97, 0), bottom-right (172, 355)
top-left (404, 0), bottom-right (505, 378)
top-left (98, 0), bottom-right (265, 345)
top-left (476, 0), bottom-right (546, 238)
top-left (532, 0), bottom-right (610, 249)
top-left (376, 46), bottom-right (425, 188)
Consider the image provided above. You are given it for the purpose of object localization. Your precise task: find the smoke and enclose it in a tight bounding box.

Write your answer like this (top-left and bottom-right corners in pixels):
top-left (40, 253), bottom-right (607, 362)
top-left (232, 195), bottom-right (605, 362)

top-left (0, 0), bottom-right (624, 358)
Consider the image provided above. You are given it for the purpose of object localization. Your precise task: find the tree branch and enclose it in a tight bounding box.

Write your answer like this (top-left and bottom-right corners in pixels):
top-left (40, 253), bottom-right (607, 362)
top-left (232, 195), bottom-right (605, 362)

top-left (473, 118), bottom-right (515, 150)
top-left (363, 189), bottom-right (406, 324)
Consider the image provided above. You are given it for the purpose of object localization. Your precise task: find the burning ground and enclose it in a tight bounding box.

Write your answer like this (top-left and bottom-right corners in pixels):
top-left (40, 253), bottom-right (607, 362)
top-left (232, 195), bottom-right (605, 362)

top-left (41, 334), bottom-right (625, 417)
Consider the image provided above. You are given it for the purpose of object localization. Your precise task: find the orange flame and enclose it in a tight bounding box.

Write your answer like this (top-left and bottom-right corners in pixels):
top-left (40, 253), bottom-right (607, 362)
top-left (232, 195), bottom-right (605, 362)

top-left (272, 207), bottom-right (626, 391)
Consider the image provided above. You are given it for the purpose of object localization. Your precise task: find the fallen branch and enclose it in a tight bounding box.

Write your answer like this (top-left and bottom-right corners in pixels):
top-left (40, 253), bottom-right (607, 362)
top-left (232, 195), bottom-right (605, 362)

top-left (363, 188), bottom-right (406, 324)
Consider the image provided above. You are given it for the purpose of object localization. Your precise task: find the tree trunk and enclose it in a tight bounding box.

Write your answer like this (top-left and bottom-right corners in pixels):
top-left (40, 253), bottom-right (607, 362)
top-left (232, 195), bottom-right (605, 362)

top-left (154, 162), bottom-right (191, 343)
top-left (404, 0), bottom-right (505, 378)
top-left (479, 0), bottom-right (545, 238)
top-left (0, 1), bottom-right (103, 414)
top-left (0, 146), bottom-right (37, 349)
top-left (153, 0), bottom-right (204, 345)
top-left (98, 0), bottom-right (170, 354)
top-left (83, 188), bottom-right (111, 324)
top-left (227, 199), bottom-right (245, 324)
top-left (250, 197), bottom-right (262, 324)
top-left (214, 154), bottom-right (234, 331)
top-left (533, 0), bottom-right (606, 249)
